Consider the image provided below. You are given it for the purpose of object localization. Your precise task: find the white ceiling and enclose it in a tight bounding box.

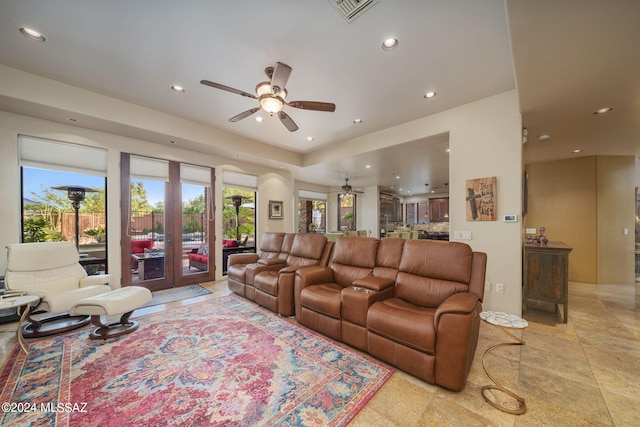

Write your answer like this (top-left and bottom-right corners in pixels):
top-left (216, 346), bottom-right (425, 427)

top-left (0, 0), bottom-right (638, 196)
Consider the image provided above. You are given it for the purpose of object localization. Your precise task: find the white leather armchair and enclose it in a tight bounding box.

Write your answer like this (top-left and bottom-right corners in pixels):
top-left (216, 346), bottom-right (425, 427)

top-left (4, 242), bottom-right (112, 337)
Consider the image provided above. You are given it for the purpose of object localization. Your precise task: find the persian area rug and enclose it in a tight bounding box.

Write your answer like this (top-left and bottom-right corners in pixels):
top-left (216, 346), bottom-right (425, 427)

top-left (0, 295), bottom-right (393, 426)
top-left (141, 284), bottom-right (212, 308)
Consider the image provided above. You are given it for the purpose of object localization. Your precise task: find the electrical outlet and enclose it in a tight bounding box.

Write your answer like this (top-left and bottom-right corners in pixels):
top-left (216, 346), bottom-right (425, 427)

top-left (453, 231), bottom-right (472, 240)
top-left (484, 282), bottom-right (491, 292)
top-left (495, 283), bottom-right (504, 294)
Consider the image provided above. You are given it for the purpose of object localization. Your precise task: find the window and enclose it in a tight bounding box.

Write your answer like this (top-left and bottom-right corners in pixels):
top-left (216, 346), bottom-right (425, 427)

top-left (406, 202), bottom-right (430, 225)
top-left (19, 136), bottom-right (108, 274)
top-left (338, 193), bottom-right (356, 231)
top-left (222, 187), bottom-right (255, 246)
top-left (298, 190), bottom-right (327, 233)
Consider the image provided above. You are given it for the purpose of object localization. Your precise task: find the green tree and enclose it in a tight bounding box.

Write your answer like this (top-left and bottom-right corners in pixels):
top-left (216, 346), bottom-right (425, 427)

top-left (131, 181), bottom-right (153, 214)
top-left (183, 194), bottom-right (205, 214)
top-left (29, 185), bottom-right (71, 233)
top-left (81, 188), bottom-right (106, 213)
top-left (23, 217), bottom-right (49, 242)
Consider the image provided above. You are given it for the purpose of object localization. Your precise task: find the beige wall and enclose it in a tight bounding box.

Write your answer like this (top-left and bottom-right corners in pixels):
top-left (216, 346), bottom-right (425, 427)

top-left (596, 156), bottom-right (635, 283)
top-left (526, 156), bottom-right (635, 284)
top-left (525, 157), bottom-right (597, 282)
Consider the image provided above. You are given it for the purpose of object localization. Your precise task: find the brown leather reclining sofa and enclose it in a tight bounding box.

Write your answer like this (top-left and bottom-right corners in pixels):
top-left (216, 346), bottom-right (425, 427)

top-left (227, 232), bottom-right (333, 316)
top-left (295, 235), bottom-right (487, 391)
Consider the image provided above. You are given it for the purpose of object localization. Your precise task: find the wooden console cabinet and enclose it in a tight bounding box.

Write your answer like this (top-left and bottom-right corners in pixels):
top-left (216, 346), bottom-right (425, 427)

top-left (523, 242), bottom-right (572, 323)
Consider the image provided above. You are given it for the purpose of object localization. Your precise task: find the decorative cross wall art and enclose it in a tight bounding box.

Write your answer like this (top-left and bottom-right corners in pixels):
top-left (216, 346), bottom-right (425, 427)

top-left (466, 177), bottom-right (497, 221)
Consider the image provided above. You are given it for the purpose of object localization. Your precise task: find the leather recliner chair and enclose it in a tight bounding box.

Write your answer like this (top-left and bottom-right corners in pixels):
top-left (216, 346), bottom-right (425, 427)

top-left (227, 232), bottom-right (286, 297)
top-left (294, 236), bottom-right (379, 340)
top-left (253, 233), bottom-right (333, 316)
top-left (4, 241), bottom-right (113, 337)
top-left (366, 239), bottom-right (486, 391)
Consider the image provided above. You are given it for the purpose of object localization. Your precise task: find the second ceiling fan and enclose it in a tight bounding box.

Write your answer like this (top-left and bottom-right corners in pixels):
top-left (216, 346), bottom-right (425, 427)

top-left (201, 62), bottom-right (336, 132)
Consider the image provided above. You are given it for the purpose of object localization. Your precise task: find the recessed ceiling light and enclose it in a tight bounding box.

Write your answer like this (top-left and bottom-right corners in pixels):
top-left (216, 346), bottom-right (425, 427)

top-left (365, 165), bottom-right (371, 169)
top-left (353, 119), bottom-right (363, 124)
top-left (594, 107), bottom-right (613, 115)
top-left (572, 149), bottom-right (583, 153)
top-left (170, 85), bottom-right (185, 92)
top-left (537, 133), bottom-right (551, 141)
top-left (306, 136), bottom-right (314, 141)
top-left (170, 140), bottom-right (177, 144)
top-left (445, 148), bottom-right (450, 153)
top-left (255, 116), bottom-right (264, 123)
top-left (424, 91), bottom-right (437, 99)
top-left (381, 37), bottom-right (399, 50)
top-left (66, 117), bottom-right (78, 123)
top-left (19, 27), bottom-right (46, 42)
top-left (395, 175), bottom-right (400, 179)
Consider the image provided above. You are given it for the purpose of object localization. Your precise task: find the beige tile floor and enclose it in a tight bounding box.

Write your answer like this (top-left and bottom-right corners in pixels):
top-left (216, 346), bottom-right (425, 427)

top-left (1, 280), bottom-right (638, 426)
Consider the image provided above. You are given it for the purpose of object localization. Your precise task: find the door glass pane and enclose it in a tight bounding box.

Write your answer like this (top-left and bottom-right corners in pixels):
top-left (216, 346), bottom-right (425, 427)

top-left (183, 183), bottom-right (210, 275)
top-left (130, 179), bottom-right (165, 283)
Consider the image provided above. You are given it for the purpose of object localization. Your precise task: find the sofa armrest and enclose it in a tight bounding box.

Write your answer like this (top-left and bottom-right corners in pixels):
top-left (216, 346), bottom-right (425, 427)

top-left (295, 266), bottom-right (333, 288)
top-left (228, 253), bottom-right (259, 266)
top-left (80, 274), bottom-right (113, 288)
top-left (352, 276), bottom-right (394, 292)
top-left (433, 292), bottom-right (482, 391)
top-left (434, 292), bottom-right (479, 328)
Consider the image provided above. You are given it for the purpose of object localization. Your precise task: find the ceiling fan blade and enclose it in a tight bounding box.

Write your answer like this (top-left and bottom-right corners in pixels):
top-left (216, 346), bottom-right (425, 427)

top-left (278, 111), bottom-right (299, 132)
top-left (270, 62), bottom-right (292, 95)
top-left (200, 80), bottom-right (256, 99)
top-left (229, 107), bottom-right (260, 122)
top-left (288, 101), bottom-right (336, 112)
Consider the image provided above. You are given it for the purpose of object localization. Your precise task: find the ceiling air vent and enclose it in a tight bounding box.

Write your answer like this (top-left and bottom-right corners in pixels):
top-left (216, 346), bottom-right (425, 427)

top-left (328, 0), bottom-right (379, 23)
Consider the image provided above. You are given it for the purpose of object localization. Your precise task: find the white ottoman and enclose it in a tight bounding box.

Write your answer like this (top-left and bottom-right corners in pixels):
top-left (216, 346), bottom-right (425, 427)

top-left (70, 286), bottom-right (152, 339)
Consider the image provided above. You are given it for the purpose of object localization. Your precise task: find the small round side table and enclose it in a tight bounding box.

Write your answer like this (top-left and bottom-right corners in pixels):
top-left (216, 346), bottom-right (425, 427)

top-left (480, 311), bottom-right (528, 415)
top-left (0, 294), bottom-right (40, 355)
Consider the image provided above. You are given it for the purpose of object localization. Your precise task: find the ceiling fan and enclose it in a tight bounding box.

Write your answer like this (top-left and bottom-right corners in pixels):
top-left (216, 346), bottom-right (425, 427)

top-left (201, 62), bottom-right (336, 132)
top-left (341, 178), bottom-right (365, 195)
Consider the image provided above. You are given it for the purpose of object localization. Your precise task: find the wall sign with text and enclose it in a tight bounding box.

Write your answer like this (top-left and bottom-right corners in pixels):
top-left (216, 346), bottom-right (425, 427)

top-left (465, 177), bottom-right (497, 221)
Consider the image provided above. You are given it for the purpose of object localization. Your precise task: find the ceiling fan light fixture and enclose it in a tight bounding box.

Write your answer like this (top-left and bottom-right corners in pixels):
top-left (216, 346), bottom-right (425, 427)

top-left (259, 95), bottom-right (284, 114)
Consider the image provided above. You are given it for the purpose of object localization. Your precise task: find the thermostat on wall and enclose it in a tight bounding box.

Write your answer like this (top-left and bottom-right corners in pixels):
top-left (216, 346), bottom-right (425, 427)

top-left (503, 214), bottom-right (518, 222)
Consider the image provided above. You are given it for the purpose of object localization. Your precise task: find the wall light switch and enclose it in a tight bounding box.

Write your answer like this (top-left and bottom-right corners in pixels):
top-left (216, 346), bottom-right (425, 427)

top-left (624, 228), bottom-right (629, 235)
top-left (453, 231), bottom-right (472, 240)
top-left (484, 282), bottom-right (491, 292)
top-left (495, 283), bottom-right (504, 294)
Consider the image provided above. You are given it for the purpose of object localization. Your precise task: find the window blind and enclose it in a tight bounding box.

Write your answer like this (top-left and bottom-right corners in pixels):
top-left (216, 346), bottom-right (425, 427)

top-left (19, 135), bottom-right (107, 176)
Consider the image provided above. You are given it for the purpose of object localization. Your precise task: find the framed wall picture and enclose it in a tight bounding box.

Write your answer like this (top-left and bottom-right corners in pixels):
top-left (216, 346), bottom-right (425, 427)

top-left (269, 200), bottom-right (283, 219)
top-left (465, 176), bottom-right (497, 221)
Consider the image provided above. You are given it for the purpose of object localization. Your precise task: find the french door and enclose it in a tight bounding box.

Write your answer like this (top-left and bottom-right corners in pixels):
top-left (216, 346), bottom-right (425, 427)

top-left (120, 154), bottom-right (215, 290)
